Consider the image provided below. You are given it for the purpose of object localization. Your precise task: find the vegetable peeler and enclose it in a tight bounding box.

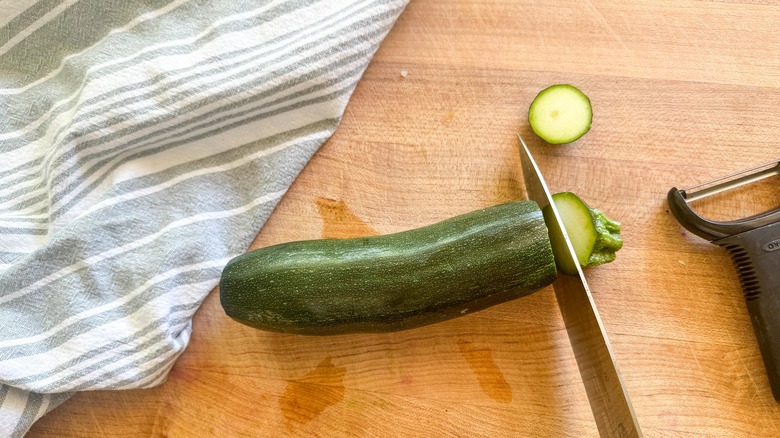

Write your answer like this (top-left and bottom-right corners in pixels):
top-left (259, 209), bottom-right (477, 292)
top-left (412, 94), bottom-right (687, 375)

top-left (667, 159), bottom-right (780, 401)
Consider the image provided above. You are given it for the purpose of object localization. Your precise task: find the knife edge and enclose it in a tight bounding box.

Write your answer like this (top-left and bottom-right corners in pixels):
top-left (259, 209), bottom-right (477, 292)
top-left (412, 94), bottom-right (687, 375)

top-left (516, 134), bottom-right (641, 437)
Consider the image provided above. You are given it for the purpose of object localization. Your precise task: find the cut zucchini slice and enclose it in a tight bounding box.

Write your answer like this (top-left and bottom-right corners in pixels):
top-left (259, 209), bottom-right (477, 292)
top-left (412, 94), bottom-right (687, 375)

top-left (543, 192), bottom-right (596, 275)
top-left (542, 192), bottom-right (622, 276)
top-left (528, 84), bottom-right (592, 144)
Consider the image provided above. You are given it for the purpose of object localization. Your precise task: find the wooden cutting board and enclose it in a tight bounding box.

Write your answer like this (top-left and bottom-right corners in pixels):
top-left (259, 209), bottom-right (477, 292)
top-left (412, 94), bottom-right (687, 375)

top-left (28, 0), bottom-right (780, 436)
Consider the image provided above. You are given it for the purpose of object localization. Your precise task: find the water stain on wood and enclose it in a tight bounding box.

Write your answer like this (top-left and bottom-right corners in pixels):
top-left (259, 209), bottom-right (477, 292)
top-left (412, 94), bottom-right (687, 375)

top-left (457, 339), bottom-right (513, 403)
top-left (316, 197), bottom-right (378, 238)
top-left (279, 357), bottom-right (347, 431)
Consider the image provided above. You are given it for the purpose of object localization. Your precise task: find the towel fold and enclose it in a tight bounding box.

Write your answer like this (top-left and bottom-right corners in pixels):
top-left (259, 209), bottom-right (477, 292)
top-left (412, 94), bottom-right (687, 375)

top-left (0, 0), bottom-right (408, 435)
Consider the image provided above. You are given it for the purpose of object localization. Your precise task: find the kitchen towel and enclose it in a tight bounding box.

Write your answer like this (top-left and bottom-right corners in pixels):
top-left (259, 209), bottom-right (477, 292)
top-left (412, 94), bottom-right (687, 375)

top-left (0, 0), bottom-right (408, 435)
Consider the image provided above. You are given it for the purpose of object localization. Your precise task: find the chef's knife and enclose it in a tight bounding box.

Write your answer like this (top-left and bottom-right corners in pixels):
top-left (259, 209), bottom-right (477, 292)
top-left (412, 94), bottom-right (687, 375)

top-left (517, 134), bottom-right (641, 437)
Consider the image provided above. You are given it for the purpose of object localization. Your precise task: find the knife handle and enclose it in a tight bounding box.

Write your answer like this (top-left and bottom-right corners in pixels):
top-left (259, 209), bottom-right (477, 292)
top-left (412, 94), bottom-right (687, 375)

top-left (717, 222), bottom-right (780, 401)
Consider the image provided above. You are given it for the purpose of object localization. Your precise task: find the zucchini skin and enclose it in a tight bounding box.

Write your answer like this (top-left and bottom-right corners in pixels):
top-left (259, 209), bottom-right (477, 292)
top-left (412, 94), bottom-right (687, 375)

top-left (219, 201), bottom-right (557, 335)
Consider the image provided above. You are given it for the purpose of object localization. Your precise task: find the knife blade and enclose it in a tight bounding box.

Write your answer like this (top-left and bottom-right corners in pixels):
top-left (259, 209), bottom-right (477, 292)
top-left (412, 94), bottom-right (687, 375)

top-left (517, 134), bottom-right (641, 438)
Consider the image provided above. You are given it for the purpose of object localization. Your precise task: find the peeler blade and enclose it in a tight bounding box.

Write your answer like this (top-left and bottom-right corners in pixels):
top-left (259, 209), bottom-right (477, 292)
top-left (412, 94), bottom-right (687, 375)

top-left (680, 159), bottom-right (780, 202)
top-left (668, 158), bottom-right (780, 241)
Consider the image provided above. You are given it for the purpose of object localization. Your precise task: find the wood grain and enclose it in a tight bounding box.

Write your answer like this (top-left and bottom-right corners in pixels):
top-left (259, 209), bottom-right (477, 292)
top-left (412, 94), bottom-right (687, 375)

top-left (28, 0), bottom-right (780, 436)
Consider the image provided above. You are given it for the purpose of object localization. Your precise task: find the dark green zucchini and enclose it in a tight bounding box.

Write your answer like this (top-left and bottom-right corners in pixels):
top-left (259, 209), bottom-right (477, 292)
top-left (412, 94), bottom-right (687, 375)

top-left (220, 201), bottom-right (557, 335)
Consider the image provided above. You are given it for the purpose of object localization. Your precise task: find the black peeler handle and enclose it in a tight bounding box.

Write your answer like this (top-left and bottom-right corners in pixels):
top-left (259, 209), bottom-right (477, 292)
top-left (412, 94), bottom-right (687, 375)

top-left (668, 187), bottom-right (780, 401)
top-left (716, 223), bottom-right (780, 401)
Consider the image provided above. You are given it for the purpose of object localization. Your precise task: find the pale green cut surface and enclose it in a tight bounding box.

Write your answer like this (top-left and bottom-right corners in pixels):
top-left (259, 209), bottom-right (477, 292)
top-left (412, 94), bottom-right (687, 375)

top-left (529, 84), bottom-right (592, 144)
top-left (543, 192), bottom-right (597, 275)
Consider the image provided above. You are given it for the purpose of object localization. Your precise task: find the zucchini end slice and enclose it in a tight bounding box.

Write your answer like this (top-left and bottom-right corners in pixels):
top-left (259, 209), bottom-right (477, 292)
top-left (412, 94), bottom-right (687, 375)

top-left (543, 192), bottom-right (622, 275)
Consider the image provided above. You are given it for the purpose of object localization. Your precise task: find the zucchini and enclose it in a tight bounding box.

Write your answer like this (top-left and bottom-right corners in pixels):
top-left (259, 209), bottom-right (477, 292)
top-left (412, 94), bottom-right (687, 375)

top-left (220, 201), bottom-right (557, 335)
top-left (543, 192), bottom-right (623, 276)
top-left (528, 84), bottom-right (592, 144)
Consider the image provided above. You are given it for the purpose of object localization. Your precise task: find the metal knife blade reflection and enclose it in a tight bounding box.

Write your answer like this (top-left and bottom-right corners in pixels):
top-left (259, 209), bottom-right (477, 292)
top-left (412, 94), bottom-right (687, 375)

top-left (517, 134), bottom-right (641, 438)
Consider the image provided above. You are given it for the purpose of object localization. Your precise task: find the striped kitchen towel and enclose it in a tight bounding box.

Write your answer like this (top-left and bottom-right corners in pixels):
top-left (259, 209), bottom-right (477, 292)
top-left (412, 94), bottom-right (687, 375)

top-left (0, 0), bottom-right (408, 435)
